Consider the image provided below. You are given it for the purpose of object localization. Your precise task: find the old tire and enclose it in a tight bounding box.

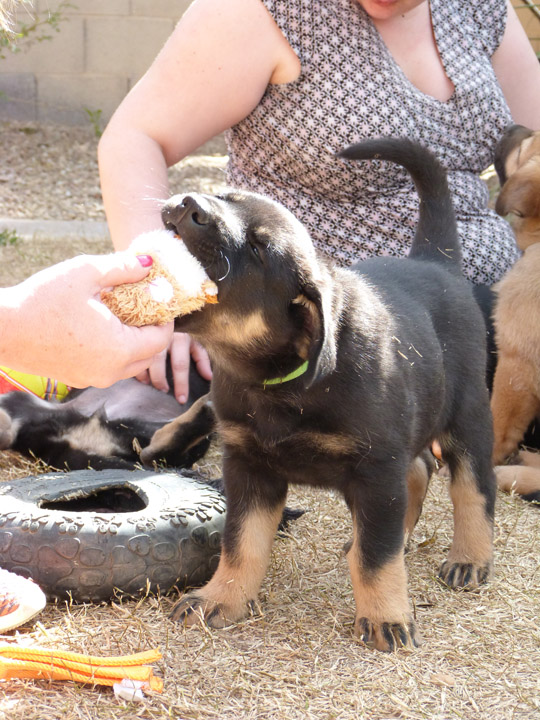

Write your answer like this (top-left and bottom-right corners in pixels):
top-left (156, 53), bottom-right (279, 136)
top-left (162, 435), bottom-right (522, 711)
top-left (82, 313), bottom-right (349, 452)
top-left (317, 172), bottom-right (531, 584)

top-left (0, 469), bottom-right (226, 602)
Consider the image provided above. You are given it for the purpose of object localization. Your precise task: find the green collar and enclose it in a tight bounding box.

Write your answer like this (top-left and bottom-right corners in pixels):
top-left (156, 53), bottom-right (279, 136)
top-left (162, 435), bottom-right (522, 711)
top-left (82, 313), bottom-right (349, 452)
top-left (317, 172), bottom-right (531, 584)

top-left (263, 360), bottom-right (309, 387)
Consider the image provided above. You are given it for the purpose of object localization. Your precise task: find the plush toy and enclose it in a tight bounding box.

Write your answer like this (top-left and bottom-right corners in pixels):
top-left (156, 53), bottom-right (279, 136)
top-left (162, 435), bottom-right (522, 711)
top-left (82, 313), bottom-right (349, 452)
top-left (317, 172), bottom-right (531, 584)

top-left (101, 229), bottom-right (218, 326)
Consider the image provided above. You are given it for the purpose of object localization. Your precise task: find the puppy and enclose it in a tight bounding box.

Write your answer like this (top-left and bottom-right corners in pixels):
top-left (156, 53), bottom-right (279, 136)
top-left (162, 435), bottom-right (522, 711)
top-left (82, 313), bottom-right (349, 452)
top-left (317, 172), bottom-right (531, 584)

top-left (152, 138), bottom-right (495, 652)
top-left (0, 363), bottom-right (211, 470)
top-left (490, 124), bottom-right (540, 504)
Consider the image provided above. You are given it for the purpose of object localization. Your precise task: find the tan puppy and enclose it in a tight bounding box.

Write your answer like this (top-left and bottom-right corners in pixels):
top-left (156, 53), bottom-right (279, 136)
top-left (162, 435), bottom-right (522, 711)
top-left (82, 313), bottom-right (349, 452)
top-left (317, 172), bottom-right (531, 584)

top-left (491, 124), bottom-right (540, 504)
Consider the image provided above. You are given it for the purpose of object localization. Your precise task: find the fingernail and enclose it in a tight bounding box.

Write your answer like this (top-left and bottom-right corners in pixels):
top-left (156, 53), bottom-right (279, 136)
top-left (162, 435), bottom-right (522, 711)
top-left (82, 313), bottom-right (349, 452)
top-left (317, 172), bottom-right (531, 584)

top-left (177, 394), bottom-right (187, 405)
top-left (137, 254), bottom-right (153, 267)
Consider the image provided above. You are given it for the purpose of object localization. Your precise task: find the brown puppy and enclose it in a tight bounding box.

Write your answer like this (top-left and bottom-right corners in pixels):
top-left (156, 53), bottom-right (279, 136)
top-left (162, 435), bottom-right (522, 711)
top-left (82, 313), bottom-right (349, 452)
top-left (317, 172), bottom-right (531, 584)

top-left (491, 125), bottom-right (540, 504)
top-left (146, 138), bottom-right (495, 652)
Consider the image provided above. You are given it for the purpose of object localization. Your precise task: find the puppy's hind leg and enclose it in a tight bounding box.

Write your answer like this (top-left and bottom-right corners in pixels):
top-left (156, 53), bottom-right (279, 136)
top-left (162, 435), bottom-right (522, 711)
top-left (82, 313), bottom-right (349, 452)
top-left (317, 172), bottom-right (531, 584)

top-left (438, 402), bottom-right (496, 590)
top-left (403, 450), bottom-right (435, 547)
top-left (170, 455), bottom-right (287, 628)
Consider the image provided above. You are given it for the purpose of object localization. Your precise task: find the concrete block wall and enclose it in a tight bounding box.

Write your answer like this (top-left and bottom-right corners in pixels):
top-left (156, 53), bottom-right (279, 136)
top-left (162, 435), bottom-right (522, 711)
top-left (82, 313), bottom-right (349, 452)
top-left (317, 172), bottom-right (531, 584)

top-left (0, 0), bottom-right (192, 125)
top-left (512, 0), bottom-right (540, 54)
top-left (0, 0), bottom-right (538, 126)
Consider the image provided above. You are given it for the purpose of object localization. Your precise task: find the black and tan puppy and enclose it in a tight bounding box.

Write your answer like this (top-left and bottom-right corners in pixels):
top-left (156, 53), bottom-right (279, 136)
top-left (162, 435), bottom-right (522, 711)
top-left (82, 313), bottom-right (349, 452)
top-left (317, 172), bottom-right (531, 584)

top-left (152, 138), bottom-right (495, 651)
top-left (491, 124), bottom-right (540, 503)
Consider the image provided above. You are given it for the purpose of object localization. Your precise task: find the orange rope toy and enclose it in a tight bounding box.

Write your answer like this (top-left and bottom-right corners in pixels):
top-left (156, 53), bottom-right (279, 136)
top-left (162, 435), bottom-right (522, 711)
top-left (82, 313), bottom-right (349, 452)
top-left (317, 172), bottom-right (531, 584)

top-left (0, 645), bottom-right (163, 691)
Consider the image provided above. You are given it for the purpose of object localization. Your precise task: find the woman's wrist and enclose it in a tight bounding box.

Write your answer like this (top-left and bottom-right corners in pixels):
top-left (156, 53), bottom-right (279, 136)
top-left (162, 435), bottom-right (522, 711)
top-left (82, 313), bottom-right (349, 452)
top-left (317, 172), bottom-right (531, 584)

top-left (0, 283), bottom-right (40, 375)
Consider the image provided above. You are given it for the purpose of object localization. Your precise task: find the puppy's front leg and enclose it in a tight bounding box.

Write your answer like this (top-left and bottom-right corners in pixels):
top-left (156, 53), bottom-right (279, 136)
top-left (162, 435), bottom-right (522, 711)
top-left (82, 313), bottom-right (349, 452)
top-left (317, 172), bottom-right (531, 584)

top-left (345, 473), bottom-right (418, 652)
top-left (491, 355), bottom-right (539, 465)
top-left (170, 459), bottom-right (287, 628)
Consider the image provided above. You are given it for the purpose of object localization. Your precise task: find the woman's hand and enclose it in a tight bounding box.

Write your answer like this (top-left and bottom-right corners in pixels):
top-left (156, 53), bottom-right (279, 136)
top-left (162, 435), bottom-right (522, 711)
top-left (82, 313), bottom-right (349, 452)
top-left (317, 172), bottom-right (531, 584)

top-left (0, 251), bottom-right (174, 389)
top-left (136, 331), bottom-right (212, 404)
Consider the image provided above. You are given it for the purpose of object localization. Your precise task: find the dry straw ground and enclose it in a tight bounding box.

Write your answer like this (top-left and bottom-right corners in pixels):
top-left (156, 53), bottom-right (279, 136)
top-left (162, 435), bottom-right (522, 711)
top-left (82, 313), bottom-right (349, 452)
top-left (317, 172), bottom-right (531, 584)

top-left (0, 121), bottom-right (539, 720)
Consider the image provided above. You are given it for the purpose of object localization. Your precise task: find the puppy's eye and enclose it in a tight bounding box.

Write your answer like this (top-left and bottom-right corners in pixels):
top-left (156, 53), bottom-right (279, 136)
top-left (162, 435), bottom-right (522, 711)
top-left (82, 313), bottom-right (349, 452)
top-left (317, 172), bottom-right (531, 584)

top-left (249, 242), bottom-right (263, 261)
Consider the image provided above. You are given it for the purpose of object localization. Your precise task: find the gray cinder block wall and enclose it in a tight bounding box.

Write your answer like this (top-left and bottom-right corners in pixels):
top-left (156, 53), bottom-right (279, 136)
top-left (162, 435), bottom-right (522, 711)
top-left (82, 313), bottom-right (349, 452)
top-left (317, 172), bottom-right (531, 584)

top-left (0, 0), bottom-right (192, 125)
top-left (0, 1), bottom-right (538, 126)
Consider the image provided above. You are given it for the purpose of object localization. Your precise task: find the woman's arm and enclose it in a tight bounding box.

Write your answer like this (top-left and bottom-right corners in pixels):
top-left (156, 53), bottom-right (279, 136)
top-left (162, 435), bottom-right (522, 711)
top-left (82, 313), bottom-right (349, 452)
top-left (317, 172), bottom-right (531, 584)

top-left (492, 1), bottom-right (540, 130)
top-left (98, 0), bottom-right (295, 250)
top-left (0, 253), bottom-right (173, 388)
top-left (97, 0), bottom-right (297, 401)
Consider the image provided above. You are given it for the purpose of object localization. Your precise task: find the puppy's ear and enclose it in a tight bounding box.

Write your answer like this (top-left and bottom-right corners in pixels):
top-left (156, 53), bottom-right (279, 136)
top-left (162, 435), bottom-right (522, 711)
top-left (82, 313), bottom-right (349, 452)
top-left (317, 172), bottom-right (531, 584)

top-left (496, 162), bottom-right (540, 219)
top-left (494, 124), bottom-right (533, 186)
top-left (292, 282), bottom-right (337, 389)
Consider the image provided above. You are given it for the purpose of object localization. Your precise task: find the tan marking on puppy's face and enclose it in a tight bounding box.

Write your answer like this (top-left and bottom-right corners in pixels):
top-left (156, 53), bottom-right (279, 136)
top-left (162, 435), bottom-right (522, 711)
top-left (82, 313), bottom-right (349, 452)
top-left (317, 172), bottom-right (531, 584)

top-left (291, 293), bottom-right (323, 360)
top-left (209, 310), bottom-right (268, 348)
top-left (446, 456), bottom-right (493, 568)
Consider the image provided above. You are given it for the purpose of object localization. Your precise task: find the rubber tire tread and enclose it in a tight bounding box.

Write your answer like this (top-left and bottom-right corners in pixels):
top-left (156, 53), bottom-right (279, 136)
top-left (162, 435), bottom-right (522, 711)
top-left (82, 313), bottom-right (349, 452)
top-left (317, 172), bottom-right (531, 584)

top-left (0, 469), bottom-right (226, 602)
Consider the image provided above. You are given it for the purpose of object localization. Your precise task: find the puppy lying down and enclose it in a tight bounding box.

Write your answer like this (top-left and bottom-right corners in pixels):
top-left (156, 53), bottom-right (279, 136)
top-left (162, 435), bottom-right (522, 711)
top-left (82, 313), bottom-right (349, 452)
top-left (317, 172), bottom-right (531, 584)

top-left (137, 138), bottom-right (496, 652)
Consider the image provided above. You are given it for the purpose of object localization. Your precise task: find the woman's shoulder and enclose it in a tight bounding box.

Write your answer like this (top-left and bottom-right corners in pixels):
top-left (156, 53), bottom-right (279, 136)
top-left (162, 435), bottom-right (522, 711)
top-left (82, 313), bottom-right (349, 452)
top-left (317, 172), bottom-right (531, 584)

top-left (257, 0), bottom-right (365, 58)
top-left (435, 0), bottom-right (508, 55)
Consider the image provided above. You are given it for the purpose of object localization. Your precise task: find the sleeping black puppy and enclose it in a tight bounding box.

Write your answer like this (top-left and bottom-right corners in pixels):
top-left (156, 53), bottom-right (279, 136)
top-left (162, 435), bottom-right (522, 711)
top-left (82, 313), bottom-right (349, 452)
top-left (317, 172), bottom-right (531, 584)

top-left (0, 362), bottom-right (212, 470)
top-left (146, 138), bottom-right (496, 652)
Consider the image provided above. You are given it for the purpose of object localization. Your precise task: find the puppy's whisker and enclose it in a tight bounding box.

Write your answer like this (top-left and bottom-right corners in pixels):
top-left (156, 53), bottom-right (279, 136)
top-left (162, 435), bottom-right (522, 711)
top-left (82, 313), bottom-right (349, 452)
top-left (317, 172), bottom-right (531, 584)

top-left (141, 196), bottom-right (169, 207)
top-left (119, 195), bottom-right (169, 215)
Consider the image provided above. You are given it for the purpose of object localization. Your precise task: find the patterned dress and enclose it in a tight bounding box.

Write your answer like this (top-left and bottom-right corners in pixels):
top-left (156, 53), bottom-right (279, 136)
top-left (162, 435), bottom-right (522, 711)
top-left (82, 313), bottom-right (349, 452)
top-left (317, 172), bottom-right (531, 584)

top-left (225, 0), bottom-right (518, 284)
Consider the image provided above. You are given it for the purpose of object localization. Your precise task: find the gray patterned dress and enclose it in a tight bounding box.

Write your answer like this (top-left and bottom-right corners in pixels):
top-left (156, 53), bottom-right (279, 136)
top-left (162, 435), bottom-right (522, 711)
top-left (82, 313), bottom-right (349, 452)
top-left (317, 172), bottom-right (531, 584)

top-left (225, 0), bottom-right (518, 284)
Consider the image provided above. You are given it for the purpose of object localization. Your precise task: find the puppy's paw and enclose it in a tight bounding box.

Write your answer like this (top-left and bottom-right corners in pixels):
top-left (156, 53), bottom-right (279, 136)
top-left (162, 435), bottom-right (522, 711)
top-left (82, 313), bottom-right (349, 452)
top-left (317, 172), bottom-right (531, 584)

top-left (438, 560), bottom-right (491, 590)
top-left (169, 591), bottom-right (253, 629)
top-left (354, 616), bottom-right (419, 652)
top-left (140, 426), bottom-right (178, 466)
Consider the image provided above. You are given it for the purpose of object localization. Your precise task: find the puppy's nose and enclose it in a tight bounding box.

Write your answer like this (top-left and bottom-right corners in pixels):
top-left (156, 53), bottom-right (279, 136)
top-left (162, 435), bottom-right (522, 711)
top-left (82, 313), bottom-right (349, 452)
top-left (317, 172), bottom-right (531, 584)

top-left (161, 194), bottom-right (210, 234)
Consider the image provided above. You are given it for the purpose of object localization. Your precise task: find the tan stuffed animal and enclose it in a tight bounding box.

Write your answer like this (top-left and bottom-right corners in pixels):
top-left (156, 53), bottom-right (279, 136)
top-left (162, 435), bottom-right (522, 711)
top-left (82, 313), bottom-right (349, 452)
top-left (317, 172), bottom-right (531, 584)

top-left (101, 229), bottom-right (218, 326)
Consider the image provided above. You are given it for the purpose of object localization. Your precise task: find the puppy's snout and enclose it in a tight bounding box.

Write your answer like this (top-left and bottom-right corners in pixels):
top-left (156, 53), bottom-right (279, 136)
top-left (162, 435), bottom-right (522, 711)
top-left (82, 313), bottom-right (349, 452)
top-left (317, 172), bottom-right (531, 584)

top-left (162, 194), bottom-right (210, 235)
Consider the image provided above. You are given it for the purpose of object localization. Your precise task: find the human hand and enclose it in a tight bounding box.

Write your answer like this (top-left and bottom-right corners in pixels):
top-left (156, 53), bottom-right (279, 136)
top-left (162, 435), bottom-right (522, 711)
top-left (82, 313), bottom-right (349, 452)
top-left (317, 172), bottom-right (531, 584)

top-left (136, 331), bottom-right (212, 404)
top-left (2, 252), bottom-right (173, 388)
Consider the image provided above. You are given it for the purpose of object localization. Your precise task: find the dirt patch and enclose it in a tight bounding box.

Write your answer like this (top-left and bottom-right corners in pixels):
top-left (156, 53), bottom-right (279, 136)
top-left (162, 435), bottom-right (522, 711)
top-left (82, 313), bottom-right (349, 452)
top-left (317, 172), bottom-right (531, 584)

top-left (0, 120), bottom-right (228, 285)
top-left (0, 457), bottom-right (539, 720)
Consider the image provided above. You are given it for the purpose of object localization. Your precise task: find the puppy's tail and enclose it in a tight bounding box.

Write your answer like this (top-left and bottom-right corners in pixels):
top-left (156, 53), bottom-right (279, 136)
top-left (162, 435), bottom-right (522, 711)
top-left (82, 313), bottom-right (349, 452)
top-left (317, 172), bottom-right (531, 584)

top-left (337, 138), bottom-right (461, 273)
